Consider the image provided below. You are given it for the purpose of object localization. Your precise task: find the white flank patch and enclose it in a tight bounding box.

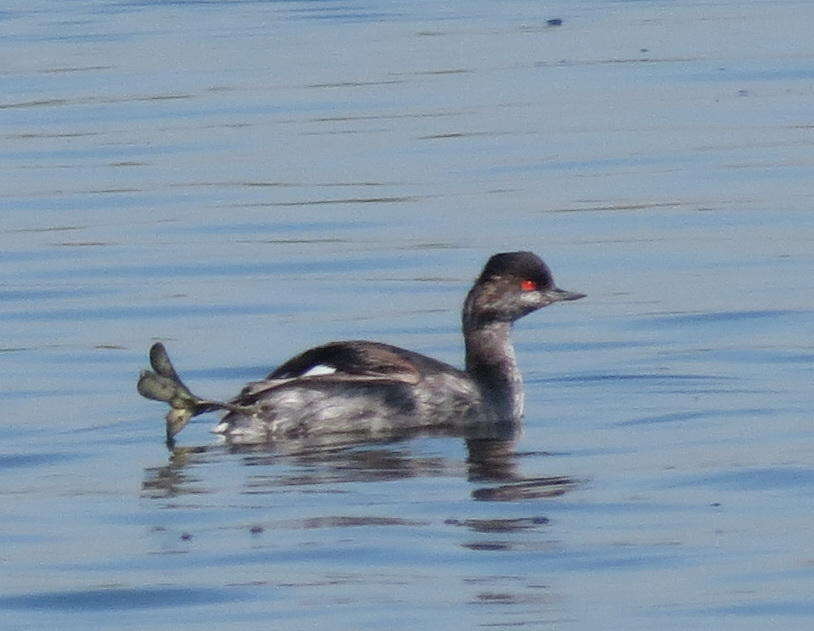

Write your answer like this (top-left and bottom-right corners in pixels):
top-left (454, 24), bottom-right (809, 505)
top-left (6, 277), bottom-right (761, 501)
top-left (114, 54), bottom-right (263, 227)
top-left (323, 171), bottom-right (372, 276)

top-left (212, 422), bottom-right (229, 434)
top-left (301, 364), bottom-right (336, 377)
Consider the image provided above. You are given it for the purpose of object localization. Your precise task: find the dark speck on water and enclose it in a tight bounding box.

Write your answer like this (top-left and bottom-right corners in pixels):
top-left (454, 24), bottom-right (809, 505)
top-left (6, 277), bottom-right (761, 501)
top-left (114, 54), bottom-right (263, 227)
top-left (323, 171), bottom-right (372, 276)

top-left (2, 0), bottom-right (813, 630)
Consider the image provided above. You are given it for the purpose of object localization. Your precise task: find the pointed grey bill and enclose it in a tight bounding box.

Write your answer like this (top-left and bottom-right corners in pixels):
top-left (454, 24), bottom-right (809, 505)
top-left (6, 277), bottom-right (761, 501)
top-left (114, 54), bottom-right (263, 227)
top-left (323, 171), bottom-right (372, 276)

top-left (542, 287), bottom-right (586, 303)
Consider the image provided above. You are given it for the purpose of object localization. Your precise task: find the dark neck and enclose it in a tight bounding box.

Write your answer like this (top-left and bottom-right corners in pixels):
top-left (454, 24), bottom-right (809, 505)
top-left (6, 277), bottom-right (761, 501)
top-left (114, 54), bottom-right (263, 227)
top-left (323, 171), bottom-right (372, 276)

top-left (463, 320), bottom-right (524, 421)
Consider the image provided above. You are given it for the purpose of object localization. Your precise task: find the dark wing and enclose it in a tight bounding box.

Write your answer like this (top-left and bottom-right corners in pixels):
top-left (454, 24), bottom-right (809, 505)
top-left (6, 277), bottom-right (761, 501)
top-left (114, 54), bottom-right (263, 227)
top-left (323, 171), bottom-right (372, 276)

top-left (228, 341), bottom-right (423, 408)
top-left (267, 341), bottom-right (422, 384)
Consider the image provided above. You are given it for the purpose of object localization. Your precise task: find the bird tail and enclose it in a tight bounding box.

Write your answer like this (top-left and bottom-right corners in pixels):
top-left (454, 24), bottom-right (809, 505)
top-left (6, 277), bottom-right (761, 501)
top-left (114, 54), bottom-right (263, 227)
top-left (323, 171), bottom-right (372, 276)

top-left (137, 342), bottom-right (241, 443)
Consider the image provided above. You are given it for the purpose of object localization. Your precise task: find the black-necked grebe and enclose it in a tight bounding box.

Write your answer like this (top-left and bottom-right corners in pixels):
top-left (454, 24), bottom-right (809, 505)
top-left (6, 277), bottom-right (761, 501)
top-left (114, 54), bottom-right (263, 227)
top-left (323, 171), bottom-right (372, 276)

top-left (138, 251), bottom-right (584, 443)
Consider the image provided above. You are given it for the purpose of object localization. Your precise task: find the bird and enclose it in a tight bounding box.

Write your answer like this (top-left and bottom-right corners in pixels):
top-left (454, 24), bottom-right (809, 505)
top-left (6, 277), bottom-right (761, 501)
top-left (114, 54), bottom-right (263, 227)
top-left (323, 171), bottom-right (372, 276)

top-left (138, 251), bottom-right (584, 444)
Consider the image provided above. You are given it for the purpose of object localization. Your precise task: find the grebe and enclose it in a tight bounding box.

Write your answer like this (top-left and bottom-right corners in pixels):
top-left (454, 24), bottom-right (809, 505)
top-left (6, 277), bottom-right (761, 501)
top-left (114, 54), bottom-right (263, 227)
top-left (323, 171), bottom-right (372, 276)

top-left (138, 251), bottom-right (584, 443)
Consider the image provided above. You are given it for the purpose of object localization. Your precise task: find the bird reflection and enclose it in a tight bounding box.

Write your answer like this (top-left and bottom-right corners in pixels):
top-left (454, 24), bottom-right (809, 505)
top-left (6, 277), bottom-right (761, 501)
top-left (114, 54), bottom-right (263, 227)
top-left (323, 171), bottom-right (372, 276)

top-left (142, 422), bottom-right (578, 503)
top-left (141, 445), bottom-right (211, 499)
top-left (466, 436), bottom-right (575, 501)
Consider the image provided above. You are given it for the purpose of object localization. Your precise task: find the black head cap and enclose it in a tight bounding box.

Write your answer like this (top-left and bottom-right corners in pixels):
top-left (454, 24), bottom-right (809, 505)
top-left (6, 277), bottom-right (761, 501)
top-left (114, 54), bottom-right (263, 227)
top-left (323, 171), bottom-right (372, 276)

top-left (477, 251), bottom-right (555, 289)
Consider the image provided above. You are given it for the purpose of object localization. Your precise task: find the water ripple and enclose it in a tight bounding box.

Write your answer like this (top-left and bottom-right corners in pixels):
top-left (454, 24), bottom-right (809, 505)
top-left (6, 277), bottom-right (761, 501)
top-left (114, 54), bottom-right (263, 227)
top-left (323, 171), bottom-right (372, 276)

top-left (616, 407), bottom-right (774, 427)
top-left (0, 586), bottom-right (252, 611)
top-left (669, 467), bottom-right (814, 492)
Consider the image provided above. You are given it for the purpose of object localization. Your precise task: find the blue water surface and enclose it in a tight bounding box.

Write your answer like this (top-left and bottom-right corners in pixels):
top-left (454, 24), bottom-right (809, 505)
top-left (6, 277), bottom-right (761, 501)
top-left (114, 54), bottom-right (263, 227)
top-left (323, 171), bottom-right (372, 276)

top-left (2, 1), bottom-right (813, 629)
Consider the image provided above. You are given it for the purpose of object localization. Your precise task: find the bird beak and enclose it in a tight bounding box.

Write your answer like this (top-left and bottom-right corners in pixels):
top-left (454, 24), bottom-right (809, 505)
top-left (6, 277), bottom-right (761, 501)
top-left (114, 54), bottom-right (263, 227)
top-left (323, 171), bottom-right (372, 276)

top-left (544, 287), bottom-right (586, 302)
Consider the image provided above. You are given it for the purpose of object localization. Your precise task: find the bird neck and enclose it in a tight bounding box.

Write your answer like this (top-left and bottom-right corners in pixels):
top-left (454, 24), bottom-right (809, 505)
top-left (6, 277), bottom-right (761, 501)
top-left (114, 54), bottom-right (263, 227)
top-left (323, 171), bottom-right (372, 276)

top-left (463, 320), bottom-right (524, 421)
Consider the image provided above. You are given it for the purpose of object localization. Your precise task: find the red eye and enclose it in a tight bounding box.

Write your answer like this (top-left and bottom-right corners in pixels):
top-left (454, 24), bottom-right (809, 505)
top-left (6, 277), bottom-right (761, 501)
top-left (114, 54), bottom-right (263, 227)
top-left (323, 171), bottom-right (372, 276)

top-left (520, 279), bottom-right (537, 292)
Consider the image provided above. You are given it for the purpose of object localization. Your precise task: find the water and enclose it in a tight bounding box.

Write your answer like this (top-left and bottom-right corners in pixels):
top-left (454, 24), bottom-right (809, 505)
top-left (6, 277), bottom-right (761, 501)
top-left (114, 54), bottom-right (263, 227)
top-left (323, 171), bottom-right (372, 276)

top-left (2, 0), bottom-right (813, 628)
